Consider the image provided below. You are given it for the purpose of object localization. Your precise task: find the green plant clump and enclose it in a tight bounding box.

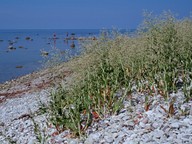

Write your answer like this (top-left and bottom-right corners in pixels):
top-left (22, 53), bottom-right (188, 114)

top-left (48, 12), bottom-right (192, 137)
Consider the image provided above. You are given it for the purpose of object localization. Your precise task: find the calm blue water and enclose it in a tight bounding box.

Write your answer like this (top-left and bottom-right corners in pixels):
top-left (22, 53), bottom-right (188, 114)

top-left (0, 29), bottom-right (134, 83)
top-left (0, 29), bottom-right (100, 83)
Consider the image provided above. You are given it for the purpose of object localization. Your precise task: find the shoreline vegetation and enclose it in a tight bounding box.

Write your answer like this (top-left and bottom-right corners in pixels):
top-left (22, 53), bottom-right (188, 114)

top-left (0, 11), bottom-right (192, 142)
top-left (48, 12), bottom-right (192, 137)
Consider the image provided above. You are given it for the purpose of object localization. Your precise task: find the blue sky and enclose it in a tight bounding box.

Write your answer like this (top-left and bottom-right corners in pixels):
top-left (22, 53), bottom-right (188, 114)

top-left (0, 0), bottom-right (191, 29)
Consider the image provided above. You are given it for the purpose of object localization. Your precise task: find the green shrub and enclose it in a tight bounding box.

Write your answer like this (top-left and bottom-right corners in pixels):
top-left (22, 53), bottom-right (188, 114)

top-left (48, 11), bottom-right (192, 137)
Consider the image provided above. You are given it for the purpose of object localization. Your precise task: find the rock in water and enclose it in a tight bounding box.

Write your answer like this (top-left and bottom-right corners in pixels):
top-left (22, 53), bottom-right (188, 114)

top-left (16, 66), bottom-right (23, 69)
top-left (70, 42), bottom-right (75, 48)
top-left (25, 37), bottom-right (31, 40)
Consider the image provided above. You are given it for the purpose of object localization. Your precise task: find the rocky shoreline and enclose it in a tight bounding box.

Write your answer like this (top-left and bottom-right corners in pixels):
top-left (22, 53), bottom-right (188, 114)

top-left (0, 65), bottom-right (192, 144)
top-left (84, 92), bottom-right (192, 144)
top-left (0, 64), bottom-right (73, 143)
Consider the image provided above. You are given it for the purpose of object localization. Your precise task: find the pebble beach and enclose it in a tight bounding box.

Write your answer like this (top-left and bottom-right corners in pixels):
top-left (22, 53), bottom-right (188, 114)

top-left (1, 0), bottom-right (192, 143)
top-left (0, 65), bottom-right (192, 144)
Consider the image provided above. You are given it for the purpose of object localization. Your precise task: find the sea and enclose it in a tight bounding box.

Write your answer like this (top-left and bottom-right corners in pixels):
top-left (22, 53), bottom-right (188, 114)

top-left (0, 29), bottom-right (133, 83)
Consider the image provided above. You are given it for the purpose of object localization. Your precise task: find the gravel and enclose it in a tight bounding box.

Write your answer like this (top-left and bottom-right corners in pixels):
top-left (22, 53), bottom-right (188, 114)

top-left (0, 87), bottom-right (192, 144)
top-left (84, 91), bottom-right (192, 144)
